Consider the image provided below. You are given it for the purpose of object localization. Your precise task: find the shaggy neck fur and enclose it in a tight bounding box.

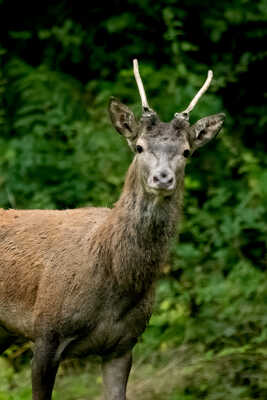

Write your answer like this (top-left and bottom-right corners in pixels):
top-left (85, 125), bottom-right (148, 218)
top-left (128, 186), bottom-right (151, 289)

top-left (107, 157), bottom-right (184, 293)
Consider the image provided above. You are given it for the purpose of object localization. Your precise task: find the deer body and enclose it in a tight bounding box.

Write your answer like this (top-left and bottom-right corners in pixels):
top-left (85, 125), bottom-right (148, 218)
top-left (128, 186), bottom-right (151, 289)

top-left (0, 61), bottom-right (225, 399)
top-left (0, 162), bottom-right (178, 354)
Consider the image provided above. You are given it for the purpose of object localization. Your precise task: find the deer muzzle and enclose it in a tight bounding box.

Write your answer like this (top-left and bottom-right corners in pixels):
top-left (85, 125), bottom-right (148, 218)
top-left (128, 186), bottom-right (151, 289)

top-left (147, 168), bottom-right (176, 195)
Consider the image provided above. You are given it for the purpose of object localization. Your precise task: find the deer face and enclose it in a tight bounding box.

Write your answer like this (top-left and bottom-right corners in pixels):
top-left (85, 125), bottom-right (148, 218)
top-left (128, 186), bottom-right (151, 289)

top-left (109, 98), bottom-right (225, 197)
top-left (133, 115), bottom-right (190, 196)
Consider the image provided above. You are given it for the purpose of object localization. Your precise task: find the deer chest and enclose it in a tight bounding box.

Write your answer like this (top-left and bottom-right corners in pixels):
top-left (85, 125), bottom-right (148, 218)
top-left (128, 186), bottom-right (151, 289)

top-left (63, 290), bottom-right (154, 359)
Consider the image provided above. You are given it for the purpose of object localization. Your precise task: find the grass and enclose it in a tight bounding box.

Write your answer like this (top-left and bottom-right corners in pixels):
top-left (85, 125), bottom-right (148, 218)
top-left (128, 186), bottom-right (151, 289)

top-left (1, 345), bottom-right (267, 399)
top-left (0, 347), bottom-right (198, 400)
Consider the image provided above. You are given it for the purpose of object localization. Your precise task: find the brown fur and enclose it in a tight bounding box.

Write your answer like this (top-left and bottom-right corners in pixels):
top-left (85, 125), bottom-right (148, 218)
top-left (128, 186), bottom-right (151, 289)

top-left (0, 97), bottom-right (224, 399)
top-left (0, 158), bottom-right (182, 355)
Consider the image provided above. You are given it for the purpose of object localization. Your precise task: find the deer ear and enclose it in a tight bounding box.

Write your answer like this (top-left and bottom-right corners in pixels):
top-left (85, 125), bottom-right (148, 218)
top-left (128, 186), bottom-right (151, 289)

top-left (190, 113), bottom-right (225, 152)
top-left (109, 97), bottom-right (138, 143)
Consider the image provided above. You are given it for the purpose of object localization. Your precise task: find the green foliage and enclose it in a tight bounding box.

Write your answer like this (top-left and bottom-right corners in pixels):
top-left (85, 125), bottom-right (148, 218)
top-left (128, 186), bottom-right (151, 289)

top-left (0, 0), bottom-right (266, 399)
top-left (0, 59), bottom-right (132, 209)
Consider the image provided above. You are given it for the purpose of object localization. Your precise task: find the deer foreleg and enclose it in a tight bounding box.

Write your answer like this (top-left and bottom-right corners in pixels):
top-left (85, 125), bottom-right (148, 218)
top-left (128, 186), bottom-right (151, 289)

top-left (102, 351), bottom-right (132, 400)
top-left (31, 336), bottom-right (61, 400)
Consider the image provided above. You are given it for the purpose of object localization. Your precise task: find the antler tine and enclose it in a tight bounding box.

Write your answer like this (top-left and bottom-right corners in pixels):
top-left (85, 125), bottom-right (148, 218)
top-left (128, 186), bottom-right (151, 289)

top-left (177, 70), bottom-right (213, 118)
top-left (133, 59), bottom-right (152, 113)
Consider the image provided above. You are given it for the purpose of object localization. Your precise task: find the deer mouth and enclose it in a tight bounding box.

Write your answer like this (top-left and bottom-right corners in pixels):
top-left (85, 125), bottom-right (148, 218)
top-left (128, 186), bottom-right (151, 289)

top-left (146, 175), bottom-right (176, 197)
top-left (146, 185), bottom-right (176, 197)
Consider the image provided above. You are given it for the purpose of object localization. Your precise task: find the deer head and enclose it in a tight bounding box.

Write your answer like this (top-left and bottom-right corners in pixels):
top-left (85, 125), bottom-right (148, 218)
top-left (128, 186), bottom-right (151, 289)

top-left (109, 60), bottom-right (225, 198)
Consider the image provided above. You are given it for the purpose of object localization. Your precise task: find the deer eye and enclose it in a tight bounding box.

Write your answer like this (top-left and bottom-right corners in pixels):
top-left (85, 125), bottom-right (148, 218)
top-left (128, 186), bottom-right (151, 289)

top-left (183, 149), bottom-right (190, 158)
top-left (136, 145), bottom-right (143, 154)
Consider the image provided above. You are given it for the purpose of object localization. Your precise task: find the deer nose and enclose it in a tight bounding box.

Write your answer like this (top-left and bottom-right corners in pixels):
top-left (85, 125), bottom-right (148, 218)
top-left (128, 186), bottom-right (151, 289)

top-left (152, 170), bottom-right (175, 190)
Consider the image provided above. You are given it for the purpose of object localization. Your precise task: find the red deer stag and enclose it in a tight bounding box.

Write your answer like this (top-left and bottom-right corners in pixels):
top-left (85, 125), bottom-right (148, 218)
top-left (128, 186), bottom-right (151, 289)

top-left (0, 60), bottom-right (225, 400)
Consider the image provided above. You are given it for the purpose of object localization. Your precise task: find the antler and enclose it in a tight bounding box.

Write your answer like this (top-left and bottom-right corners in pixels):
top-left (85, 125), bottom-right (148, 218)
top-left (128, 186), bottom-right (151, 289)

top-left (133, 59), bottom-right (152, 113)
top-left (175, 70), bottom-right (213, 119)
top-left (133, 60), bottom-right (213, 118)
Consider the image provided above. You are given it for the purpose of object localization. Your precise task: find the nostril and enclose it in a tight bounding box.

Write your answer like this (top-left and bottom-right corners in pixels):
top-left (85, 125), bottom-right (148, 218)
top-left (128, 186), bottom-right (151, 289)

top-left (153, 176), bottom-right (159, 183)
top-left (167, 177), bottom-right (173, 185)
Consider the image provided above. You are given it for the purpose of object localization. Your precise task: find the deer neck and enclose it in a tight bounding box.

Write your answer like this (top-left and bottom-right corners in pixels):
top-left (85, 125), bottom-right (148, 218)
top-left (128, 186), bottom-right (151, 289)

top-left (110, 158), bottom-right (183, 291)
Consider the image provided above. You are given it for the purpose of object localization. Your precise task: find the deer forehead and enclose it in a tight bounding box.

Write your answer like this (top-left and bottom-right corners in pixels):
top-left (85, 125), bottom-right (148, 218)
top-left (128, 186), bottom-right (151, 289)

top-left (138, 119), bottom-right (190, 149)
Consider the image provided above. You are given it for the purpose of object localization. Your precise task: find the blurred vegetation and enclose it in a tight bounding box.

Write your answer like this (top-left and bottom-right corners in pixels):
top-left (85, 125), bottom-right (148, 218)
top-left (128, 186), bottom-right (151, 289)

top-left (0, 0), bottom-right (266, 399)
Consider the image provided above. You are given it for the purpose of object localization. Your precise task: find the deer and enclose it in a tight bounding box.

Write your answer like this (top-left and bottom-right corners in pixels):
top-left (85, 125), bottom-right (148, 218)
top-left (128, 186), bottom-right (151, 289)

top-left (0, 59), bottom-right (225, 400)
